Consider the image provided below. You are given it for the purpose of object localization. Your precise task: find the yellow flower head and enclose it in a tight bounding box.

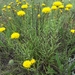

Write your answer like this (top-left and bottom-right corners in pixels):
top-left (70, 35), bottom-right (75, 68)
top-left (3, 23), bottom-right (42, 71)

top-left (30, 59), bottom-right (36, 65)
top-left (16, 0), bottom-right (19, 2)
top-left (23, 60), bottom-right (31, 68)
top-left (26, 2), bottom-right (29, 6)
top-left (3, 5), bottom-right (7, 8)
top-left (17, 10), bottom-right (25, 16)
top-left (7, 5), bottom-right (11, 9)
top-left (21, 4), bottom-right (28, 9)
top-left (9, 2), bottom-right (13, 5)
top-left (10, 2), bottom-right (13, 4)
top-left (59, 5), bottom-right (64, 9)
top-left (66, 4), bottom-right (73, 9)
top-left (0, 27), bottom-right (6, 32)
top-left (17, 2), bottom-right (21, 5)
top-left (11, 32), bottom-right (20, 39)
top-left (70, 29), bottom-right (75, 33)
top-left (42, 7), bottom-right (51, 13)
top-left (2, 8), bottom-right (6, 11)
top-left (51, 5), bottom-right (58, 10)
top-left (42, 3), bottom-right (46, 7)
top-left (53, 1), bottom-right (62, 7)
top-left (38, 14), bottom-right (41, 18)
top-left (65, 7), bottom-right (70, 11)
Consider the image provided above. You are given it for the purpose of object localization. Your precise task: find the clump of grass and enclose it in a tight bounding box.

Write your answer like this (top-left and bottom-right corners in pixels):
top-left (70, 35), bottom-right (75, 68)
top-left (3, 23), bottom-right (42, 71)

top-left (0, 0), bottom-right (75, 75)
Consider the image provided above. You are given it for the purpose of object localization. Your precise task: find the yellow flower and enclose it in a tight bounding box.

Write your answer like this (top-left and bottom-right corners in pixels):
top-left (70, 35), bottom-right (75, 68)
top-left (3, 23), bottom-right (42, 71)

top-left (3, 5), bottom-right (7, 8)
top-left (17, 2), bottom-right (21, 5)
top-left (23, 60), bottom-right (31, 68)
top-left (38, 14), bottom-right (41, 18)
top-left (0, 27), bottom-right (6, 32)
top-left (59, 5), bottom-right (64, 9)
top-left (16, 0), bottom-right (19, 2)
top-left (30, 59), bottom-right (36, 65)
top-left (53, 1), bottom-right (62, 7)
top-left (65, 8), bottom-right (70, 11)
top-left (7, 5), bottom-right (11, 9)
top-left (26, 2), bottom-right (29, 6)
top-left (51, 6), bottom-right (58, 10)
top-left (2, 8), bottom-right (6, 11)
top-left (21, 4), bottom-right (28, 9)
top-left (70, 29), bottom-right (75, 33)
top-left (10, 2), bottom-right (13, 4)
top-left (17, 10), bottom-right (25, 16)
top-left (42, 7), bottom-right (51, 13)
top-left (66, 4), bottom-right (73, 9)
top-left (42, 3), bottom-right (46, 7)
top-left (11, 32), bottom-right (20, 39)
top-left (9, 2), bottom-right (13, 5)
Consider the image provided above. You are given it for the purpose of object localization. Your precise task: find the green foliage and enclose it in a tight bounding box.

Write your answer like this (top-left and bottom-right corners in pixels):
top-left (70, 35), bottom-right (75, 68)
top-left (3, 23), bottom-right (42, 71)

top-left (0, 0), bottom-right (75, 75)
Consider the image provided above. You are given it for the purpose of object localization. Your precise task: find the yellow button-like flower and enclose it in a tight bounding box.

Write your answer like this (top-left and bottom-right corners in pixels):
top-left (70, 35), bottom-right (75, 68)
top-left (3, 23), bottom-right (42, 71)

top-left (9, 2), bottom-right (13, 5)
top-left (42, 3), bottom-right (46, 7)
top-left (42, 7), bottom-right (51, 13)
top-left (65, 8), bottom-right (70, 11)
top-left (30, 59), bottom-right (36, 65)
top-left (23, 60), bottom-right (31, 68)
top-left (21, 4), bottom-right (28, 9)
top-left (7, 5), bottom-right (11, 9)
top-left (11, 32), bottom-right (20, 39)
top-left (2, 8), bottom-right (6, 11)
top-left (26, 2), bottom-right (29, 6)
top-left (3, 5), bottom-right (7, 8)
top-left (10, 2), bottom-right (13, 4)
top-left (16, 0), bottom-right (19, 2)
top-left (53, 1), bottom-right (62, 7)
top-left (17, 10), bottom-right (25, 16)
top-left (70, 29), bottom-right (75, 33)
top-left (0, 27), bottom-right (6, 32)
top-left (59, 5), bottom-right (64, 9)
top-left (66, 4), bottom-right (73, 9)
top-left (17, 2), bottom-right (21, 5)
top-left (51, 6), bottom-right (58, 10)
top-left (37, 14), bottom-right (41, 18)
